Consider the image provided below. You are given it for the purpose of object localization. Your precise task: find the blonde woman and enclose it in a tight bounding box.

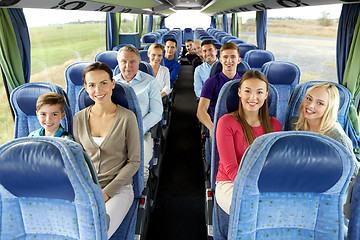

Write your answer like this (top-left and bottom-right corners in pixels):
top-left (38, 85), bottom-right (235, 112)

top-left (291, 82), bottom-right (358, 219)
top-left (292, 82), bottom-right (354, 155)
top-left (147, 43), bottom-right (172, 98)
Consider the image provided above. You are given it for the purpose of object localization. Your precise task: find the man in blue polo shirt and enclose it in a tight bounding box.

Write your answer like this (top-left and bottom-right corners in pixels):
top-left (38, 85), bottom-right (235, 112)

top-left (164, 38), bottom-right (181, 86)
top-left (193, 40), bottom-right (218, 99)
top-left (115, 45), bottom-right (163, 184)
top-left (196, 42), bottom-right (242, 138)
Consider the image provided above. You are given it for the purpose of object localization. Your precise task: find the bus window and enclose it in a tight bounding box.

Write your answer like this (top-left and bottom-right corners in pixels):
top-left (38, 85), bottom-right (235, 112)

top-left (164, 11), bottom-right (210, 30)
top-left (24, 9), bottom-right (106, 89)
top-left (143, 15), bottom-right (151, 36)
top-left (121, 13), bottom-right (138, 33)
top-left (266, 4), bottom-right (341, 83)
top-left (0, 73), bottom-right (14, 145)
top-left (216, 15), bottom-right (223, 31)
top-left (237, 12), bottom-right (256, 45)
top-left (153, 15), bottom-right (161, 32)
top-left (226, 14), bottom-right (232, 35)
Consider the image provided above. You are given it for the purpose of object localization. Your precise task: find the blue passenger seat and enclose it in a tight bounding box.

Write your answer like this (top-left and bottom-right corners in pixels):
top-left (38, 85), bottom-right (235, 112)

top-left (77, 82), bottom-right (146, 240)
top-left (183, 28), bottom-right (194, 43)
top-left (10, 82), bottom-right (73, 138)
top-left (348, 172), bottom-right (360, 239)
top-left (208, 79), bottom-right (278, 240)
top-left (94, 51), bottom-right (119, 71)
top-left (228, 39), bottom-right (246, 44)
top-left (142, 34), bottom-right (157, 44)
top-left (261, 60), bottom-right (300, 126)
top-left (237, 43), bottom-right (257, 58)
top-left (228, 131), bottom-right (354, 239)
top-left (0, 137), bottom-right (108, 239)
top-left (243, 49), bottom-right (275, 71)
top-left (139, 49), bottom-right (149, 62)
top-left (65, 61), bottom-right (92, 116)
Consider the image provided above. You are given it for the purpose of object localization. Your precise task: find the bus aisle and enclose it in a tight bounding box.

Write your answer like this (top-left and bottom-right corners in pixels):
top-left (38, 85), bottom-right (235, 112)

top-left (146, 64), bottom-right (207, 239)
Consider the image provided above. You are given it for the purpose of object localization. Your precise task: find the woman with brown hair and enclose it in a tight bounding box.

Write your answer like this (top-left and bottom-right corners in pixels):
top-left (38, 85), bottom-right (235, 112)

top-left (215, 70), bottom-right (281, 215)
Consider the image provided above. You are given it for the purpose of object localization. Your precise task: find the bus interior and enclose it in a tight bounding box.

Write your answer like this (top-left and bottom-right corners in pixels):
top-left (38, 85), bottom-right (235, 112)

top-left (1, 0), bottom-right (360, 239)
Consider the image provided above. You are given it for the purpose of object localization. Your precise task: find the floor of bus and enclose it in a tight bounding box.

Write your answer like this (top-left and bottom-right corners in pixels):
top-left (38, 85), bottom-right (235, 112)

top-left (145, 63), bottom-right (208, 239)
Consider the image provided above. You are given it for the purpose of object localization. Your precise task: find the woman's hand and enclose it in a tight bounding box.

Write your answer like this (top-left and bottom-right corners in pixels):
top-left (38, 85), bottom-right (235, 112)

top-left (102, 190), bottom-right (110, 202)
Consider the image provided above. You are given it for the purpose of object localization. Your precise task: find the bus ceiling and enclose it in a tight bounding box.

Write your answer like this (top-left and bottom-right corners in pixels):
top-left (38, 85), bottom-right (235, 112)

top-left (1, 0), bottom-right (360, 16)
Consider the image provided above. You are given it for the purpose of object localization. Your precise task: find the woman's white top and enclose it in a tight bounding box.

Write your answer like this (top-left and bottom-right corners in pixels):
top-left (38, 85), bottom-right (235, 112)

top-left (155, 65), bottom-right (172, 95)
top-left (92, 136), bottom-right (105, 147)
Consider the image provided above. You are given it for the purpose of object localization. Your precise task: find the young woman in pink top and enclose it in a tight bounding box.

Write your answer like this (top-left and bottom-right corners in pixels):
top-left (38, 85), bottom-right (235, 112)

top-left (215, 70), bottom-right (282, 215)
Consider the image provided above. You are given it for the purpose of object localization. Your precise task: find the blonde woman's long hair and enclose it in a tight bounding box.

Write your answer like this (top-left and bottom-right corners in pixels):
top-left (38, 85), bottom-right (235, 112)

top-left (230, 70), bottom-right (273, 146)
top-left (295, 82), bottom-right (339, 134)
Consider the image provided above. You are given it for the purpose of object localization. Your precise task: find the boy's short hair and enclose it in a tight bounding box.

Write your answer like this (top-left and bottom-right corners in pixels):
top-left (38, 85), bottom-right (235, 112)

top-left (201, 39), bottom-right (216, 49)
top-left (165, 38), bottom-right (177, 45)
top-left (185, 39), bottom-right (194, 44)
top-left (36, 92), bottom-right (65, 113)
top-left (220, 42), bottom-right (240, 57)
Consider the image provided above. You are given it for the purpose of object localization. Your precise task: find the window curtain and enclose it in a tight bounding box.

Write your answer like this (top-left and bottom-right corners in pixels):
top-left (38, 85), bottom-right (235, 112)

top-left (256, 10), bottom-right (267, 50)
top-left (149, 15), bottom-right (153, 32)
top-left (137, 14), bottom-right (143, 37)
top-left (210, 16), bottom-right (216, 29)
top-left (223, 14), bottom-right (228, 33)
top-left (8, 8), bottom-right (30, 84)
top-left (336, 4), bottom-right (360, 85)
top-left (160, 16), bottom-right (166, 29)
top-left (0, 8), bottom-right (26, 93)
top-left (106, 13), bottom-right (120, 50)
top-left (343, 6), bottom-right (360, 148)
top-left (232, 13), bottom-right (238, 37)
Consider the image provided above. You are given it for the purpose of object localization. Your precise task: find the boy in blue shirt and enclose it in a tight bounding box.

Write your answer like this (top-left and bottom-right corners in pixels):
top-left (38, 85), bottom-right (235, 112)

top-left (29, 92), bottom-right (73, 140)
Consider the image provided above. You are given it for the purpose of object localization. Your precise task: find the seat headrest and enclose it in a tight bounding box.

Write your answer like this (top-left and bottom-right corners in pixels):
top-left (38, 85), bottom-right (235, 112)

top-left (263, 61), bottom-right (300, 85)
top-left (14, 85), bottom-right (51, 115)
top-left (142, 34), bottom-right (156, 43)
top-left (258, 135), bottom-right (343, 192)
top-left (244, 50), bottom-right (275, 68)
top-left (0, 140), bottom-right (75, 200)
top-left (78, 83), bottom-right (128, 111)
top-left (94, 51), bottom-right (118, 70)
top-left (237, 44), bottom-right (257, 58)
top-left (66, 62), bottom-right (91, 86)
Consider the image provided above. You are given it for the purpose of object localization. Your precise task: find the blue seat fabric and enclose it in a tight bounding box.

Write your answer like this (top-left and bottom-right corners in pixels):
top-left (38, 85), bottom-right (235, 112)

top-left (261, 61), bottom-right (301, 126)
top-left (65, 61), bottom-right (93, 116)
top-left (0, 137), bottom-right (107, 239)
top-left (94, 51), bottom-right (118, 71)
top-left (243, 49), bottom-right (275, 71)
top-left (228, 131), bottom-right (354, 240)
